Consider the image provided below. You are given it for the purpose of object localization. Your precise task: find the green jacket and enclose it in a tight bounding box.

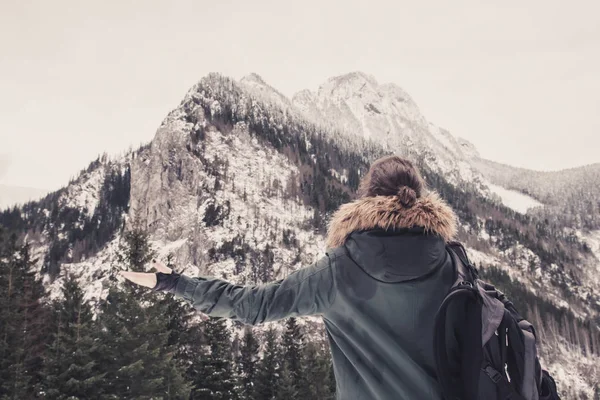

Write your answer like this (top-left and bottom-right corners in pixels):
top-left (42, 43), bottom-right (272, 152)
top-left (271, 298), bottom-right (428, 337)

top-left (174, 192), bottom-right (459, 400)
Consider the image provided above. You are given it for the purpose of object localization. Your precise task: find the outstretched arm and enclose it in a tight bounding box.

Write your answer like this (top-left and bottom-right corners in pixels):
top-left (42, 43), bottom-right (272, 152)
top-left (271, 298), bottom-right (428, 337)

top-left (121, 254), bottom-right (337, 325)
top-left (173, 254), bottom-right (336, 325)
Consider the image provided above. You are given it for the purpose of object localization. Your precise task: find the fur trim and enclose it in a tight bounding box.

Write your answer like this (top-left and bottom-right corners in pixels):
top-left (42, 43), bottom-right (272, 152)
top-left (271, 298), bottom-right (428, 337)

top-left (326, 192), bottom-right (458, 248)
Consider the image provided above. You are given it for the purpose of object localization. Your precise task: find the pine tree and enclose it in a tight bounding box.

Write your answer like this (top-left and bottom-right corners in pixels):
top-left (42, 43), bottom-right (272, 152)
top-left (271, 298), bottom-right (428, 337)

top-left (94, 283), bottom-right (191, 399)
top-left (280, 317), bottom-right (304, 399)
top-left (42, 274), bottom-right (103, 399)
top-left (230, 332), bottom-right (243, 398)
top-left (275, 361), bottom-right (296, 399)
top-left (255, 326), bottom-right (281, 400)
top-left (161, 252), bottom-right (200, 374)
top-left (190, 317), bottom-right (236, 400)
top-left (300, 341), bottom-right (334, 400)
top-left (161, 292), bottom-right (206, 400)
top-left (0, 235), bottom-right (51, 399)
top-left (163, 293), bottom-right (198, 365)
top-left (0, 231), bottom-right (18, 396)
top-left (94, 227), bottom-right (191, 399)
top-left (116, 226), bottom-right (155, 272)
top-left (237, 327), bottom-right (260, 399)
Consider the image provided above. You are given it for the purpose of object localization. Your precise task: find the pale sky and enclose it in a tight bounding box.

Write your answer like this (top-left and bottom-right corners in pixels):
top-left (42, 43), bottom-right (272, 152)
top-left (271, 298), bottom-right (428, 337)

top-left (1, 0), bottom-right (599, 190)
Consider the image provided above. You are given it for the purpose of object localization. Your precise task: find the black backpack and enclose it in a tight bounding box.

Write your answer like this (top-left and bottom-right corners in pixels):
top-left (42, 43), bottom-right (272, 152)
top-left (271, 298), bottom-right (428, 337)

top-left (433, 241), bottom-right (561, 400)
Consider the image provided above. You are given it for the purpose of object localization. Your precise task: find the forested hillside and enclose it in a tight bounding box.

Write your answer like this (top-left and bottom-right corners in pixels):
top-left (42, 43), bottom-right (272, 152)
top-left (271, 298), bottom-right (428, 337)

top-left (472, 157), bottom-right (600, 230)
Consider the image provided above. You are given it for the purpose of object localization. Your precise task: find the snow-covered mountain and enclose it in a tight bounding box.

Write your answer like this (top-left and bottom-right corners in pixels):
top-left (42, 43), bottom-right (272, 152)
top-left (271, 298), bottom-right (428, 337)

top-left (292, 72), bottom-right (485, 188)
top-left (3, 72), bottom-right (599, 397)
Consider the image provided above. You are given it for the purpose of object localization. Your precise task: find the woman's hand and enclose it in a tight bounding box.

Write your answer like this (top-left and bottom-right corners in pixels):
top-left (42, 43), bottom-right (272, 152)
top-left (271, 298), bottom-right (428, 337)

top-left (119, 260), bottom-right (210, 321)
top-left (119, 260), bottom-right (173, 288)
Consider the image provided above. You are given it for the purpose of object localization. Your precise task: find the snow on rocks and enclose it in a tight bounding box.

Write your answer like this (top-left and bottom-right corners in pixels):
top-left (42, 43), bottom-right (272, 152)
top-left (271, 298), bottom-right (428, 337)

top-left (292, 72), bottom-right (488, 194)
top-left (130, 100), bottom-right (324, 281)
top-left (540, 338), bottom-right (600, 399)
top-left (58, 166), bottom-right (105, 217)
top-left (44, 237), bottom-right (122, 313)
top-left (575, 230), bottom-right (600, 301)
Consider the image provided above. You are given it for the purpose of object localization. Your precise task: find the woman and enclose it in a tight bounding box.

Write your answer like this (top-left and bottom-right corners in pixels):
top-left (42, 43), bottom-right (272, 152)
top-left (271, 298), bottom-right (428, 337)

top-left (121, 155), bottom-right (458, 399)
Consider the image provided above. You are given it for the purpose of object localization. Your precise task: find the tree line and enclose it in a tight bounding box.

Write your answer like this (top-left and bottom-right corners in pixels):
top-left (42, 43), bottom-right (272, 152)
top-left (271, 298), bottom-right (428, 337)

top-left (0, 226), bottom-right (335, 399)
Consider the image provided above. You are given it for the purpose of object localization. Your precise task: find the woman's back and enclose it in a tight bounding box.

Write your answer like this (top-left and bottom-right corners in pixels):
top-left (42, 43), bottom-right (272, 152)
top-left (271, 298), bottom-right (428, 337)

top-left (321, 190), bottom-right (457, 400)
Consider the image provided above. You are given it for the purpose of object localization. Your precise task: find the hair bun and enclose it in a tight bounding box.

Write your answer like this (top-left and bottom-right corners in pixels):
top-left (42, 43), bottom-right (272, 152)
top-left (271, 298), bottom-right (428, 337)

top-left (396, 186), bottom-right (417, 207)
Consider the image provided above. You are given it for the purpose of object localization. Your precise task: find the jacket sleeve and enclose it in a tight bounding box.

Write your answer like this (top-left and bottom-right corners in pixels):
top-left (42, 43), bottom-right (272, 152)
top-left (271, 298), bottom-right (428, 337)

top-left (172, 254), bottom-right (337, 325)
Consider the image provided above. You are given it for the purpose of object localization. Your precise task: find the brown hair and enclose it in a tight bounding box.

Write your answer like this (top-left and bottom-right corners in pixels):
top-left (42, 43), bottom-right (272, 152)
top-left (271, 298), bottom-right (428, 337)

top-left (357, 155), bottom-right (426, 207)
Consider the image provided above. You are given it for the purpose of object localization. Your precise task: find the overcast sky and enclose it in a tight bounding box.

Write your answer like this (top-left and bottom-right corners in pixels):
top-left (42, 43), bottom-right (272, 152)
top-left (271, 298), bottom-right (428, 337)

top-left (1, 0), bottom-right (599, 190)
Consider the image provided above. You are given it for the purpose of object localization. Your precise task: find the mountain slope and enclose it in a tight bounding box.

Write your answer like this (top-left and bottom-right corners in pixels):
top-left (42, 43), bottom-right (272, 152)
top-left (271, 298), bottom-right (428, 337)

top-left (472, 157), bottom-right (600, 230)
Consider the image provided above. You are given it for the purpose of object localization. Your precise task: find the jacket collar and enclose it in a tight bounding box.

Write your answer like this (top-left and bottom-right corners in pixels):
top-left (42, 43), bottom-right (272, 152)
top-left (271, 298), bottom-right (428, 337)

top-left (326, 191), bottom-right (458, 249)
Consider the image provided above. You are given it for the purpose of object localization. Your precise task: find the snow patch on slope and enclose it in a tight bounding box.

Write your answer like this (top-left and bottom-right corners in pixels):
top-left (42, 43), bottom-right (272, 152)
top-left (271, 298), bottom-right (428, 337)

top-left (578, 230), bottom-right (600, 290)
top-left (44, 237), bottom-right (121, 311)
top-left (487, 183), bottom-right (543, 214)
top-left (58, 167), bottom-right (105, 216)
top-left (581, 230), bottom-right (600, 258)
top-left (151, 238), bottom-right (189, 261)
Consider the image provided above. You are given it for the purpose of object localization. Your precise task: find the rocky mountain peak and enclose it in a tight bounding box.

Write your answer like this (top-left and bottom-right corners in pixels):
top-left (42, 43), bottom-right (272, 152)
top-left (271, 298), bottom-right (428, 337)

top-left (240, 72), bottom-right (267, 85)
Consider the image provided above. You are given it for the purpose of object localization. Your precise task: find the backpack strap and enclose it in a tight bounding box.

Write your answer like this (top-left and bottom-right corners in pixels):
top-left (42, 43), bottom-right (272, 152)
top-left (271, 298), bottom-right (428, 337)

top-left (433, 284), bottom-right (482, 400)
top-left (540, 370), bottom-right (561, 399)
top-left (434, 243), bottom-right (483, 400)
top-left (516, 320), bottom-right (541, 399)
top-left (483, 363), bottom-right (527, 400)
top-left (446, 241), bottom-right (479, 280)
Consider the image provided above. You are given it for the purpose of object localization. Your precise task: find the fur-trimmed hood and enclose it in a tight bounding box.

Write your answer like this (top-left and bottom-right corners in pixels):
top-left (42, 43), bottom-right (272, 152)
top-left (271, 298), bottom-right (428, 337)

top-left (326, 191), bottom-right (458, 249)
